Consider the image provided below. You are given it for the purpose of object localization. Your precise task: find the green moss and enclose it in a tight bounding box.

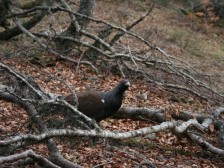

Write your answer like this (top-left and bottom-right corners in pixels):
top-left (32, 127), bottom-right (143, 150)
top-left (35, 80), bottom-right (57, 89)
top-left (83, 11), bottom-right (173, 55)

top-left (153, 0), bottom-right (201, 7)
top-left (167, 29), bottom-right (192, 49)
top-left (29, 49), bottom-right (56, 67)
top-left (214, 20), bottom-right (224, 28)
top-left (30, 49), bottom-right (43, 60)
top-left (20, 0), bottom-right (41, 10)
top-left (154, 0), bottom-right (170, 6)
top-left (122, 138), bottom-right (155, 148)
top-left (123, 138), bottom-right (141, 146)
top-left (123, 138), bottom-right (198, 157)
top-left (168, 29), bottom-right (187, 43)
top-left (192, 50), bottom-right (203, 58)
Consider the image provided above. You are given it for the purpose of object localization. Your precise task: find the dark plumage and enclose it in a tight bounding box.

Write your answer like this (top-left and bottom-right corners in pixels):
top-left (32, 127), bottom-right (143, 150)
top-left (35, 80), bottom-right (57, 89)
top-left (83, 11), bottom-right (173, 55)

top-left (65, 80), bottom-right (130, 122)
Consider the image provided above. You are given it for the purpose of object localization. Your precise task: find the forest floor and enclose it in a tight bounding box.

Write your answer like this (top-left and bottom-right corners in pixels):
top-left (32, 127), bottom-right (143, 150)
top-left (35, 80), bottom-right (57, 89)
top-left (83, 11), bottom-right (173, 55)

top-left (1, 0), bottom-right (224, 167)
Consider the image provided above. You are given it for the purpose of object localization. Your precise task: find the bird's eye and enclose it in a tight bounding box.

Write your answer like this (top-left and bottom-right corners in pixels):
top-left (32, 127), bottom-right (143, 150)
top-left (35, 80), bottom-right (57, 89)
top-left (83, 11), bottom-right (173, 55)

top-left (101, 99), bottom-right (105, 103)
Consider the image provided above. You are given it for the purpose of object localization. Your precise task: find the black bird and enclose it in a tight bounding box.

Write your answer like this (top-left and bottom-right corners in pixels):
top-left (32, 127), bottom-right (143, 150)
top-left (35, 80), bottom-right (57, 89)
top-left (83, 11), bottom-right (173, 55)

top-left (65, 80), bottom-right (130, 122)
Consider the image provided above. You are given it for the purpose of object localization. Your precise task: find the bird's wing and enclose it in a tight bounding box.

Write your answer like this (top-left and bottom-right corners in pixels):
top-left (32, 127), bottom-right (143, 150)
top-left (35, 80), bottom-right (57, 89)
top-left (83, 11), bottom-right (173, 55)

top-left (77, 91), bottom-right (107, 118)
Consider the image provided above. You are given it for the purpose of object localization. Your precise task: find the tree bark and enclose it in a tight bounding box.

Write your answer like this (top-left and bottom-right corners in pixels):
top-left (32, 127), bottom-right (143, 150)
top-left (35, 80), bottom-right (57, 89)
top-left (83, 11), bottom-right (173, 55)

top-left (55, 0), bottom-right (95, 53)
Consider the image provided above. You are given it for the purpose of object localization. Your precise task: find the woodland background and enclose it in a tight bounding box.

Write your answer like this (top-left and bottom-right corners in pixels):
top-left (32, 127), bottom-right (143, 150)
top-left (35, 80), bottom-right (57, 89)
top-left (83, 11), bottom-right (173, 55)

top-left (0, 0), bottom-right (224, 167)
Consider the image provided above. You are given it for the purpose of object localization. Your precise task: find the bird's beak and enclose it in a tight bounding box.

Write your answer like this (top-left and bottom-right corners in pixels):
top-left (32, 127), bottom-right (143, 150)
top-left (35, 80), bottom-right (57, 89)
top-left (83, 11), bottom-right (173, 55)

top-left (125, 81), bottom-right (131, 87)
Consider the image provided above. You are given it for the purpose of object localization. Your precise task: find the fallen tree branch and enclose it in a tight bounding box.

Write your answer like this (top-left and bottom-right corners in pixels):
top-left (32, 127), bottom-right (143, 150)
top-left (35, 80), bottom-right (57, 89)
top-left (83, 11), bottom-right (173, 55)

top-left (0, 62), bottom-right (45, 99)
top-left (13, 16), bottom-right (98, 73)
top-left (115, 107), bottom-right (164, 122)
top-left (0, 150), bottom-right (60, 168)
top-left (8, 4), bottom-right (224, 103)
top-left (0, 119), bottom-right (203, 145)
top-left (212, 106), bottom-right (224, 119)
top-left (188, 132), bottom-right (224, 156)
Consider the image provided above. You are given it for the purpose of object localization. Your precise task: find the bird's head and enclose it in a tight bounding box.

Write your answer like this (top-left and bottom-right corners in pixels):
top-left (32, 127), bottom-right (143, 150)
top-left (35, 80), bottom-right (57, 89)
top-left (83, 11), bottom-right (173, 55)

top-left (112, 80), bottom-right (130, 95)
top-left (120, 79), bottom-right (130, 89)
top-left (102, 80), bottom-right (130, 109)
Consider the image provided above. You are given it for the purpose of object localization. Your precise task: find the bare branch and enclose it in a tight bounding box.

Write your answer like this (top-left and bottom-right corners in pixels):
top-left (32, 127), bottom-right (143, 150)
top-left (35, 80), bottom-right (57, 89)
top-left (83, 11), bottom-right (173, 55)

top-left (12, 16), bottom-right (98, 73)
top-left (59, 0), bottom-right (80, 31)
top-left (0, 150), bottom-right (60, 168)
top-left (109, 3), bottom-right (154, 45)
top-left (115, 107), bottom-right (164, 122)
top-left (0, 62), bottom-right (45, 99)
top-left (8, 4), bottom-right (224, 103)
top-left (188, 132), bottom-right (224, 156)
top-left (0, 119), bottom-right (203, 145)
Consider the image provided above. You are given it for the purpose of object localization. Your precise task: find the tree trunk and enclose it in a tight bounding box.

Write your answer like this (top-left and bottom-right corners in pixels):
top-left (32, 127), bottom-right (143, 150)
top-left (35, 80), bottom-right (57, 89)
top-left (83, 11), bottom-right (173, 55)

top-left (55, 0), bottom-right (95, 53)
